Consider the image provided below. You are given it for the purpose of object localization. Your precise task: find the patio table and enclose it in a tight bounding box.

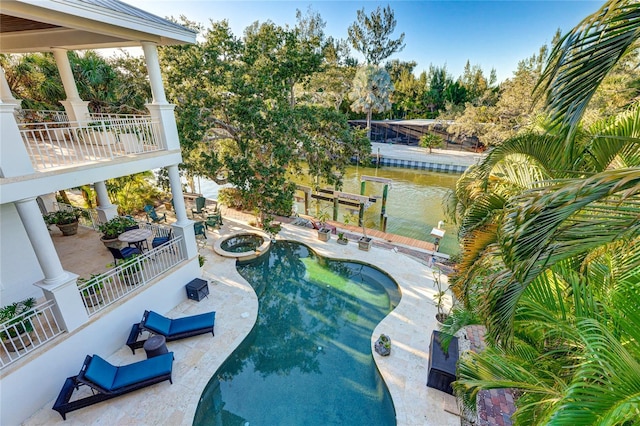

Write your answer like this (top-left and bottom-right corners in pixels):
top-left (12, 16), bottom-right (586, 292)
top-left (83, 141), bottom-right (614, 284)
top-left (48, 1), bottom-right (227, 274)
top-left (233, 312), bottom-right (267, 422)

top-left (118, 228), bottom-right (152, 253)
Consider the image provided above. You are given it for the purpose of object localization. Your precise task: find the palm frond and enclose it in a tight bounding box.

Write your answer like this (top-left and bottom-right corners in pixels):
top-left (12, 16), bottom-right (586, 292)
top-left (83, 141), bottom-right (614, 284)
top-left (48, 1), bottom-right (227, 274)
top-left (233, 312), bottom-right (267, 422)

top-left (535, 0), bottom-right (640, 139)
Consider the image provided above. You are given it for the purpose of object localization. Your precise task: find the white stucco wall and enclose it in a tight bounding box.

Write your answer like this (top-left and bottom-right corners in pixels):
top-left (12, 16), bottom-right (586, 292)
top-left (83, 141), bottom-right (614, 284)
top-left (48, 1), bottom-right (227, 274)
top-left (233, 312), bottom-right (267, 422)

top-left (0, 203), bottom-right (45, 304)
top-left (0, 257), bottom-right (200, 425)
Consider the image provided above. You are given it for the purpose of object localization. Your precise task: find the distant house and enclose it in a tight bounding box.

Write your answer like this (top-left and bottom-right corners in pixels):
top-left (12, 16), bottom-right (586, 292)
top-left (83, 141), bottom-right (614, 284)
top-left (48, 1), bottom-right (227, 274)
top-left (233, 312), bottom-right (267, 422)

top-left (0, 1), bottom-right (200, 423)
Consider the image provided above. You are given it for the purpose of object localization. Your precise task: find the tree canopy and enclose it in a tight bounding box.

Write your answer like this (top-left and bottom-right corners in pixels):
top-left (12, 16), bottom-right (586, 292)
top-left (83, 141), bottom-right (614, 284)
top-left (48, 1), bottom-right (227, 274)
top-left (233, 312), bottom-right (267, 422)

top-left (347, 5), bottom-right (405, 65)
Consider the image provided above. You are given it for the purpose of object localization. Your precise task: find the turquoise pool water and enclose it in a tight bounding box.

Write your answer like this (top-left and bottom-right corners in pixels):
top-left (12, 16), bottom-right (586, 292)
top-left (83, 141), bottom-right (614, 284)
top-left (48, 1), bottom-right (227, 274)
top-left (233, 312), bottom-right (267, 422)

top-left (193, 241), bottom-right (400, 425)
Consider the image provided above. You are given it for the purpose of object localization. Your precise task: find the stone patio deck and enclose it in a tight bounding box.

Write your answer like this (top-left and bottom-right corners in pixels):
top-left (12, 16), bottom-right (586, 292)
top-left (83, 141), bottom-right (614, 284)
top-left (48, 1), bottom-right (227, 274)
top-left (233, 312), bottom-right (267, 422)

top-left (26, 217), bottom-right (460, 425)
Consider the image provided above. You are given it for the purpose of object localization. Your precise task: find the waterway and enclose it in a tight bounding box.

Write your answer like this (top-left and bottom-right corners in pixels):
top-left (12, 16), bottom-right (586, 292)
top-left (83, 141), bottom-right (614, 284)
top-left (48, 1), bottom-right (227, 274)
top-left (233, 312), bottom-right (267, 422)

top-left (197, 164), bottom-right (460, 255)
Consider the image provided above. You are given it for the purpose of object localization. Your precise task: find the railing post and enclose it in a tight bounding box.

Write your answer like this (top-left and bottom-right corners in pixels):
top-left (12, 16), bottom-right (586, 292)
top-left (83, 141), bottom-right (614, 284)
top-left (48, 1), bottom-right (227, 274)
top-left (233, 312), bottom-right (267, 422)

top-left (34, 274), bottom-right (88, 332)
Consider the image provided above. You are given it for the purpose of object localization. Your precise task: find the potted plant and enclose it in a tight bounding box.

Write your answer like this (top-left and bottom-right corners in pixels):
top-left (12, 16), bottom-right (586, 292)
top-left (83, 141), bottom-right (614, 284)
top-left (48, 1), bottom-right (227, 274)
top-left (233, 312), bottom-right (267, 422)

top-left (337, 232), bottom-right (348, 245)
top-left (374, 334), bottom-right (391, 356)
top-left (0, 297), bottom-right (36, 352)
top-left (432, 267), bottom-right (451, 323)
top-left (114, 254), bottom-right (144, 286)
top-left (316, 210), bottom-right (331, 242)
top-left (43, 209), bottom-right (82, 236)
top-left (117, 125), bottom-right (144, 153)
top-left (98, 216), bottom-right (137, 249)
top-left (87, 120), bottom-right (115, 145)
top-left (358, 221), bottom-right (372, 251)
top-left (77, 274), bottom-right (105, 308)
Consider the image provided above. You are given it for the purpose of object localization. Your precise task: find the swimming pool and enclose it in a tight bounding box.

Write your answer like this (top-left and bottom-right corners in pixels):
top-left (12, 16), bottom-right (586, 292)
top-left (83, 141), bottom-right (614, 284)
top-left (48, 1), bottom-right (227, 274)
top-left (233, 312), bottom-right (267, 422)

top-left (194, 241), bottom-right (401, 425)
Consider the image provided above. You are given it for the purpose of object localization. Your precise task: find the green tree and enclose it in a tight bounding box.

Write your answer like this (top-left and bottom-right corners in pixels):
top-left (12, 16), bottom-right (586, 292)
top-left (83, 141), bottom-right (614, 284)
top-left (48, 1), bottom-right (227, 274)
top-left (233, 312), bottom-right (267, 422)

top-left (419, 132), bottom-right (443, 154)
top-left (347, 5), bottom-right (405, 65)
top-left (349, 65), bottom-right (394, 138)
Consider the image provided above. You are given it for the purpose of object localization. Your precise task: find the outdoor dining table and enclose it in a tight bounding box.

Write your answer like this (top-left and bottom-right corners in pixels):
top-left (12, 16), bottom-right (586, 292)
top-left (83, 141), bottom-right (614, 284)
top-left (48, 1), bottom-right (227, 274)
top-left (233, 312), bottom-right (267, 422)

top-left (118, 228), bottom-right (152, 253)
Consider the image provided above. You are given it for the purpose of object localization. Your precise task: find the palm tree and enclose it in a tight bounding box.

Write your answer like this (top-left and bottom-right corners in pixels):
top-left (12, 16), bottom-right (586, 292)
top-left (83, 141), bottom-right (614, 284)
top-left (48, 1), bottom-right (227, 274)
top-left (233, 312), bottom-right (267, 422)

top-left (349, 65), bottom-right (394, 139)
top-left (448, 0), bottom-right (640, 422)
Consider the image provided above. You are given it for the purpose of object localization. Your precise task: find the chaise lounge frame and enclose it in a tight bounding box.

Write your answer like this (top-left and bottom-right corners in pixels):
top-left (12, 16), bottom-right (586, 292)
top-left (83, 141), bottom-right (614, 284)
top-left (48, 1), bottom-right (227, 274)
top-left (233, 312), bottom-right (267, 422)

top-left (126, 309), bottom-right (215, 354)
top-left (52, 353), bottom-right (173, 420)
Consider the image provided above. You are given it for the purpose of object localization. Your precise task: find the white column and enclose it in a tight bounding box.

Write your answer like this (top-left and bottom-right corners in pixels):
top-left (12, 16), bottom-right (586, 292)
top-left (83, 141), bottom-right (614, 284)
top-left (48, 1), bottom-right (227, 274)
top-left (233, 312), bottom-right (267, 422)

top-left (15, 197), bottom-right (89, 331)
top-left (167, 164), bottom-right (198, 259)
top-left (52, 48), bottom-right (90, 123)
top-left (141, 42), bottom-right (167, 104)
top-left (14, 198), bottom-right (68, 285)
top-left (168, 164), bottom-right (188, 225)
top-left (0, 103), bottom-right (34, 177)
top-left (94, 181), bottom-right (118, 222)
top-left (0, 68), bottom-right (18, 103)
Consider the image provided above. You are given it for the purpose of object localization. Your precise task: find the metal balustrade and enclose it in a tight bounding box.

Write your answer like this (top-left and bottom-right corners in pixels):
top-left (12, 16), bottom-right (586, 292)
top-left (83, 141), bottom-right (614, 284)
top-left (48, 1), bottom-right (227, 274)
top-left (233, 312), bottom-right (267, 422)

top-left (15, 109), bottom-right (69, 124)
top-left (79, 236), bottom-right (186, 317)
top-left (19, 115), bottom-right (163, 170)
top-left (0, 299), bottom-right (64, 369)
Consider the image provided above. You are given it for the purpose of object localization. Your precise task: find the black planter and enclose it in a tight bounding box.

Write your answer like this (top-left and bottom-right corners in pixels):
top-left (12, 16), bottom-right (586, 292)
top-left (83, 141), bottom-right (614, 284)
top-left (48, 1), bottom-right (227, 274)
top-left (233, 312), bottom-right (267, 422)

top-left (427, 330), bottom-right (459, 395)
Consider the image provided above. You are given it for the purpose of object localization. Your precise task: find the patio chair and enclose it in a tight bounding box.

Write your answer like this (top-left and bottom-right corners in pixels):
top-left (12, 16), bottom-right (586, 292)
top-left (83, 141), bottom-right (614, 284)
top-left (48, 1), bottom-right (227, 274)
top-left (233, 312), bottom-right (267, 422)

top-left (194, 221), bottom-right (207, 248)
top-left (144, 205), bottom-right (166, 223)
top-left (52, 352), bottom-right (174, 420)
top-left (191, 196), bottom-right (208, 217)
top-left (204, 211), bottom-right (223, 231)
top-left (107, 246), bottom-right (141, 265)
top-left (127, 310), bottom-right (215, 353)
top-left (151, 229), bottom-right (173, 249)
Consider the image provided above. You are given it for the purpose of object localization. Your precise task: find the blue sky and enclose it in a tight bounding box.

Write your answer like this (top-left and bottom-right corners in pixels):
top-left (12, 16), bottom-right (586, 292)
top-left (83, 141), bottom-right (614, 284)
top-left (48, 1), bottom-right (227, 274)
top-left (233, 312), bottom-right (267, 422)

top-left (125, 0), bottom-right (602, 82)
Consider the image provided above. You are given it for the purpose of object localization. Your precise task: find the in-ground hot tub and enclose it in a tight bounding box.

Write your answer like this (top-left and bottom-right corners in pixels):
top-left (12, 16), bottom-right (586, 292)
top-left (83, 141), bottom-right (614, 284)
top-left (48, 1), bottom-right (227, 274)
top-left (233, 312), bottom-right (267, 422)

top-left (213, 231), bottom-right (271, 261)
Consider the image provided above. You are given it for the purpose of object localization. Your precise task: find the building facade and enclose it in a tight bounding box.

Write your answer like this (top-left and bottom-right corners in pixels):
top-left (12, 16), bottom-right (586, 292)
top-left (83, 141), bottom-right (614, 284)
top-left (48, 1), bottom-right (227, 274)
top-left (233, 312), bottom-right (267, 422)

top-left (0, 1), bottom-right (200, 423)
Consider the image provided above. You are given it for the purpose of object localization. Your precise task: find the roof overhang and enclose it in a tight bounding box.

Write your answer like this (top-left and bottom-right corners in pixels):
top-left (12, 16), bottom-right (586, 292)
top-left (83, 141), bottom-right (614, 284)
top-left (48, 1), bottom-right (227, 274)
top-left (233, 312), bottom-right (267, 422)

top-left (0, 0), bottom-right (197, 53)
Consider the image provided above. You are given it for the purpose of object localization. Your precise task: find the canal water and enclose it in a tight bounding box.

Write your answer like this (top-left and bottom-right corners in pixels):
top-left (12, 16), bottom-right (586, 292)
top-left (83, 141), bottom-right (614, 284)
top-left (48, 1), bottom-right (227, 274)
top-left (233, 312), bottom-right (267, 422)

top-left (197, 165), bottom-right (460, 255)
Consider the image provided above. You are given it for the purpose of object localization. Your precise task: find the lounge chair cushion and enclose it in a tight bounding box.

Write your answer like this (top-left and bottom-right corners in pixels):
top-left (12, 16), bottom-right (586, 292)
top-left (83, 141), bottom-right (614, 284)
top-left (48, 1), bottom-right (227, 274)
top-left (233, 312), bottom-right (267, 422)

top-left (84, 355), bottom-right (117, 391)
top-left (144, 311), bottom-right (172, 335)
top-left (84, 353), bottom-right (173, 392)
top-left (169, 312), bottom-right (216, 335)
top-left (111, 353), bottom-right (173, 390)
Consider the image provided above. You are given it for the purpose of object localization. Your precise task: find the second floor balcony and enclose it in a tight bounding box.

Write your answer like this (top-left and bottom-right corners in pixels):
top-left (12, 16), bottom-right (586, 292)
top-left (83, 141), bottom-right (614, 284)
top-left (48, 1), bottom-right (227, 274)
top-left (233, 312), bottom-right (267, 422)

top-left (17, 112), bottom-right (164, 172)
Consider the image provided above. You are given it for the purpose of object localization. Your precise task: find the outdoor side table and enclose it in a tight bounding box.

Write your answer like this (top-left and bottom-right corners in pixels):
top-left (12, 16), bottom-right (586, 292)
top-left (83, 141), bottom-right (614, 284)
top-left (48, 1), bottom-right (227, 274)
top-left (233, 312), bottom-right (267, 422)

top-left (143, 335), bottom-right (168, 359)
top-left (186, 278), bottom-right (209, 302)
top-left (118, 228), bottom-right (152, 253)
top-left (427, 330), bottom-right (459, 395)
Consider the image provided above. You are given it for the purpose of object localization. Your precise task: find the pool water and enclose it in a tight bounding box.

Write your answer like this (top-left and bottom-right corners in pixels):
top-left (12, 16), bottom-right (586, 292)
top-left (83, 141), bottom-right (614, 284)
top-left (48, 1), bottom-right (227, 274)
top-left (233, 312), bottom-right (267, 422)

top-left (194, 241), bottom-right (400, 425)
top-left (220, 234), bottom-right (265, 253)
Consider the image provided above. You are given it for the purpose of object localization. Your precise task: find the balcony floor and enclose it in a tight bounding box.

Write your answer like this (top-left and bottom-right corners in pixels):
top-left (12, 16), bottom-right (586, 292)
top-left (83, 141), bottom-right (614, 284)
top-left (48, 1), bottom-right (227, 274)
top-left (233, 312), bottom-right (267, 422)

top-left (51, 225), bottom-right (117, 279)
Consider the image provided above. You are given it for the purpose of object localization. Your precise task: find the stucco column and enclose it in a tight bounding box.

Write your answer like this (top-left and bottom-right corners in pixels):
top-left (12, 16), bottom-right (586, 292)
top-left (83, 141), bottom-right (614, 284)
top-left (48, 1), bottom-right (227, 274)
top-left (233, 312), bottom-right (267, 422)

top-left (15, 197), bottom-right (89, 331)
top-left (0, 68), bottom-right (18, 103)
top-left (14, 197), bottom-right (68, 285)
top-left (94, 181), bottom-right (118, 222)
top-left (141, 42), bottom-right (167, 104)
top-left (0, 103), bottom-right (34, 177)
top-left (52, 48), bottom-right (90, 123)
top-left (167, 164), bottom-right (198, 259)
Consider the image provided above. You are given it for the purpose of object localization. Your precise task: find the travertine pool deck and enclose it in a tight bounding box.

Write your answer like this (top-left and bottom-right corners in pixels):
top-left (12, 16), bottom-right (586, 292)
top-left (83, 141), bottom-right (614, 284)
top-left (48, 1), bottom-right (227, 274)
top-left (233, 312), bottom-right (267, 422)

top-left (26, 218), bottom-right (459, 425)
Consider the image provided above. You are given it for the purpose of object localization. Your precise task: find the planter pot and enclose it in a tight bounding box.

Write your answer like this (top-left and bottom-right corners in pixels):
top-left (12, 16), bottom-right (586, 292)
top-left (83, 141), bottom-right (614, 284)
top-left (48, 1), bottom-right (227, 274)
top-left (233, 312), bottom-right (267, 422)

top-left (337, 238), bottom-right (348, 245)
top-left (82, 291), bottom-right (104, 308)
top-left (56, 221), bottom-right (78, 236)
top-left (358, 236), bottom-right (372, 251)
top-left (435, 313), bottom-right (449, 324)
top-left (3, 331), bottom-right (34, 352)
top-left (120, 270), bottom-right (142, 286)
top-left (317, 228), bottom-right (331, 242)
top-left (120, 133), bottom-right (144, 153)
top-left (374, 335), bottom-right (391, 356)
top-left (94, 131), bottom-right (116, 146)
top-left (101, 236), bottom-right (126, 250)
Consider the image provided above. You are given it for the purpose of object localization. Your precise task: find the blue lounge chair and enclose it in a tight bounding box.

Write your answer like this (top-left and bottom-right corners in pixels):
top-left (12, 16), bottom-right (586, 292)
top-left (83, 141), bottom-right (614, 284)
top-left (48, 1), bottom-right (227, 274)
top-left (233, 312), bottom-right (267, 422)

top-left (152, 229), bottom-right (173, 249)
top-left (144, 205), bottom-right (166, 223)
top-left (52, 352), bottom-right (173, 420)
top-left (107, 246), bottom-right (141, 265)
top-left (127, 310), bottom-right (215, 353)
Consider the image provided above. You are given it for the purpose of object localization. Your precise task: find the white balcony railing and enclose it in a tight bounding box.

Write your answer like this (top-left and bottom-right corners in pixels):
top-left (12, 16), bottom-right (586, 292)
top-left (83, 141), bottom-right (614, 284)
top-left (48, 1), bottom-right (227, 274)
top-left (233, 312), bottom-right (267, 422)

top-left (0, 299), bottom-right (65, 369)
top-left (78, 236), bottom-right (186, 317)
top-left (19, 115), bottom-right (163, 171)
top-left (15, 109), bottom-right (69, 124)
